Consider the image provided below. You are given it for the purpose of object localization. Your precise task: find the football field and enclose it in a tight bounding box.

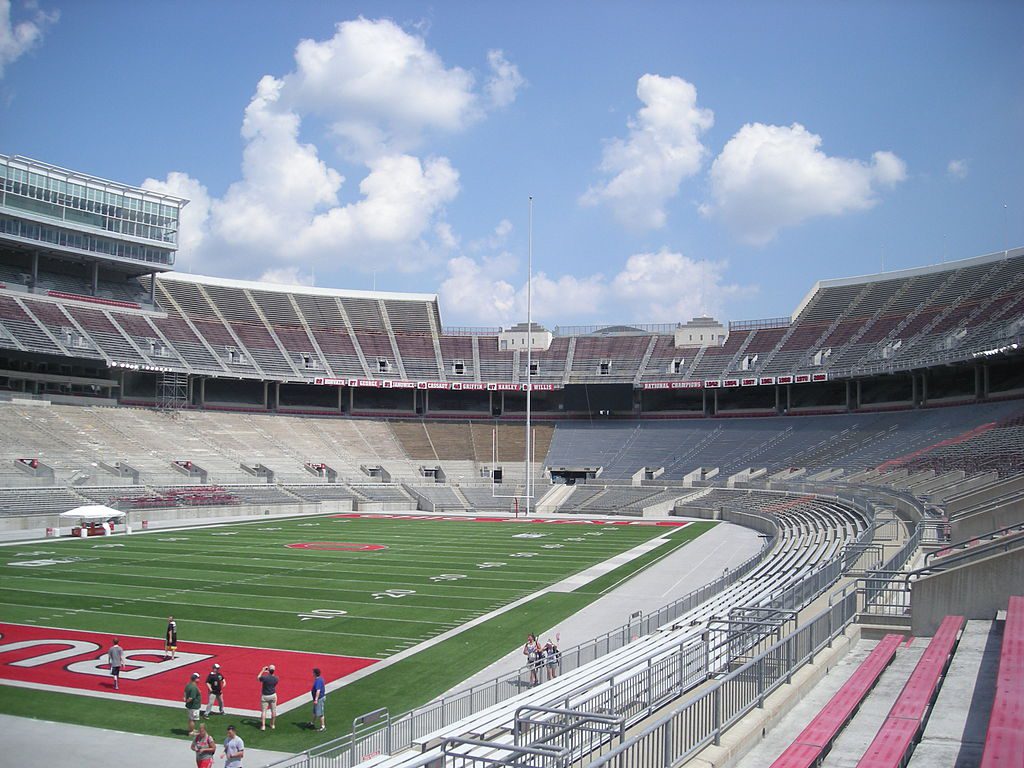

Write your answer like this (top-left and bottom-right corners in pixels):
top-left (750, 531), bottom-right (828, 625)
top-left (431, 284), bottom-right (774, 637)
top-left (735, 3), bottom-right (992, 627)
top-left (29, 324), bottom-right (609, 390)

top-left (0, 513), bottom-right (712, 750)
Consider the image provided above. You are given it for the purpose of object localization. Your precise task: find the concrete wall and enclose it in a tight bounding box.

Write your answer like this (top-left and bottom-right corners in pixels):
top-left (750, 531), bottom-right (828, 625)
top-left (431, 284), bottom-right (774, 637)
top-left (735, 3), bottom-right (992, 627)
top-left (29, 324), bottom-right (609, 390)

top-left (944, 474), bottom-right (1024, 515)
top-left (0, 499), bottom-right (353, 538)
top-left (911, 548), bottom-right (1024, 635)
top-left (951, 496), bottom-right (1024, 543)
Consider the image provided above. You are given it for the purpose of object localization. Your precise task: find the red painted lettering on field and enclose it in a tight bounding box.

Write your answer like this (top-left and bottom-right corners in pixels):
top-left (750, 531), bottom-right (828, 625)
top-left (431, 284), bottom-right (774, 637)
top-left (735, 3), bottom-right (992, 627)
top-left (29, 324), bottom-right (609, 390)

top-left (0, 623), bottom-right (377, 705)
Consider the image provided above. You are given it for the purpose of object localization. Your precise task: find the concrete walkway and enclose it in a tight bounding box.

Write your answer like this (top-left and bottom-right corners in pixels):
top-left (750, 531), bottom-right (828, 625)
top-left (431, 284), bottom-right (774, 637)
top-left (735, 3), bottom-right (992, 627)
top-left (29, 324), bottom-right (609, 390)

top-left (0, 713), bottom-right (293, 768)
top-left (441, 520), bottom-right (763, 696)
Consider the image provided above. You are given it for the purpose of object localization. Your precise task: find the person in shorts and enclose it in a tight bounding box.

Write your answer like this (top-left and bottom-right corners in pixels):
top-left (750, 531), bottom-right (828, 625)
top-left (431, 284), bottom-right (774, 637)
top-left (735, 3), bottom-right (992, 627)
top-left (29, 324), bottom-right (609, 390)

top-left (185, 672), bottom-right (202, 737)
top-left (204, 663), bottom-right (226, 717)
top-left (544, 638), bottom-right (561, 680)
top-left (523, 634), bottom-right (542, 686)
top-left (257, 664), bottom-right (279, 730)
top-left (107, 637), bottom-right (124, 690)
top-left (222, 725), bottom-right (244, 768)
top-left (310, 667), bottom-right (326, 731)
top-left (190, 721), bottom-right (216, 768)
top-left (165, 616), bottom-right (178, 660)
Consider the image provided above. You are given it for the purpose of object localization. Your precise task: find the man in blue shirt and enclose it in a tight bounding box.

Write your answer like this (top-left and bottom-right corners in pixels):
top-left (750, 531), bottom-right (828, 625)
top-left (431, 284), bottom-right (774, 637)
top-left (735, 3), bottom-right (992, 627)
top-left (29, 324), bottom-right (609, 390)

top-left (310, 668), bottom-right (326, 732)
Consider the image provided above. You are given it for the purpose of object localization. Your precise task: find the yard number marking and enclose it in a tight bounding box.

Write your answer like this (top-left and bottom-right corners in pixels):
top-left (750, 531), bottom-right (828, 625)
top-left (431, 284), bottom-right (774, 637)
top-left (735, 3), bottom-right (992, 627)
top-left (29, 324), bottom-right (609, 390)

top-left (510, 552), bottom-right (537, 558)
top-left (372, 589), bottom-right (416, 600)
top-left (298, 608), bottom-right (349, 622)
top-left (429, 574), bottom-right (467, 582)
top-left (477, 562), bottom-right (507, 569)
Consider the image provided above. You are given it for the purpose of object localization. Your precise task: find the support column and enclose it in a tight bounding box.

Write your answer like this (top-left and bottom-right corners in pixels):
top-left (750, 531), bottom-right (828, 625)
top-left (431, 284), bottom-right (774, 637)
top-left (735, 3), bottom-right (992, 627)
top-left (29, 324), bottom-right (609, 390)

top-left (982, 364), bottom-right (990, 399)
top-left (775, 384), bottom-right (782, 415)
top-left (920, 372), bottom-right (928, 405)
top-left (273, 381), bottom-right (280, 411)
top-left (911, 374), bottom-right (919, 407)
top-left (712, 389), bottom-right (718, 416)
top-left (786, 384), bottom-right (792, 413)
top-left (149, 273), bottom-right (157, 305)
top-left (845, 380), bottom-right (852, 412)
top-left (337, 385), bottom-right (344, 414)
top-left (31, 252), bottom-right (39, 288)
top-left (262, 381), bottom-right (268, 408)
top-left (199, 377), bottom-right (206, 407)
top-left (975, 365), bottom-right (984, 400)
top-left (855, 380), bottom-right (862, 410)
top-left (91, 262), bottom-right (99, 295)
top-left (348, 386), bottom-right (354, 413)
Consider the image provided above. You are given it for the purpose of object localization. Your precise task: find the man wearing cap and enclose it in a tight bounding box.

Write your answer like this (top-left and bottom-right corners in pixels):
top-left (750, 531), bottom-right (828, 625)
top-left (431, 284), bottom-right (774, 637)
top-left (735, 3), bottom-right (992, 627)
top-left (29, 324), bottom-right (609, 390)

top-left (184, 672), bottom-right (202, 737)
top-left (222, 725), bottom-right (244, 768)
top-left (204, 663), bottom-right (226, 717)
top-left (257, 664), bottom-right (279, 731)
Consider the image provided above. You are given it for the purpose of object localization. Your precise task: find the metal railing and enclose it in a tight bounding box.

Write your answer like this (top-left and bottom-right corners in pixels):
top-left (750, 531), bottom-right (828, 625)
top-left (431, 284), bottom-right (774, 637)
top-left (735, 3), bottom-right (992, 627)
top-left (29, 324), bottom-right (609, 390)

top-left (588, 593), bottom-right (859, 768)
top-left (728, 316), bottom-right (791, 332)
top-left (266, 524), bottom-right (778, 768)
top-left (267, 489), bottom-right (878, 768)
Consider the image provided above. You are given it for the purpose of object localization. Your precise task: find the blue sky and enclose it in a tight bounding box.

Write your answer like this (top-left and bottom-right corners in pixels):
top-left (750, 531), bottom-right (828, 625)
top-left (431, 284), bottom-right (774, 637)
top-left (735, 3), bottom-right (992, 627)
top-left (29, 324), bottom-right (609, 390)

top-left (2, 0), bottom-right (1022, 328)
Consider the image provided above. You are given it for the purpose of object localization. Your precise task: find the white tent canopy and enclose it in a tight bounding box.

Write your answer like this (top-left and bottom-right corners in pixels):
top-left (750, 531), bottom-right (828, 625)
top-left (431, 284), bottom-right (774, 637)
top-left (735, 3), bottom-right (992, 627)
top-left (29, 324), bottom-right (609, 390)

top-left (60, 505), bottom-right (126, 521)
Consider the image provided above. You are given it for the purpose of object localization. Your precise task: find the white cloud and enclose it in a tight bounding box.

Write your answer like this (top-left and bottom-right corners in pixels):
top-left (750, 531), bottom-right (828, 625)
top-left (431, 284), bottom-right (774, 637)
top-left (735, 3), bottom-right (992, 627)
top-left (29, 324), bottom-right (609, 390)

top-left (0, 0), bottom-right (57, 78)
top-left (702, 122), bottom-right (907, 245)
top-left (284, 18), bottom-right (519, 160)
top-left (439, 248), bottom-right (751, 326)
top-left (485, 49), bottom-right (525, 108)
top-left (581, 74), bottom-right (714, 229)
top-left (258, 267), bottom-right (315, 287)
top-left (469, 218), bottom-right (514, 252)
top-left (439, 255), bottom-right (517, 323)
top-left (141, 172), bottom-right (211, 268)
top-left (145, 18), bottom-right (513, 280)
top-left (947, 158), bottom-right (969, 180)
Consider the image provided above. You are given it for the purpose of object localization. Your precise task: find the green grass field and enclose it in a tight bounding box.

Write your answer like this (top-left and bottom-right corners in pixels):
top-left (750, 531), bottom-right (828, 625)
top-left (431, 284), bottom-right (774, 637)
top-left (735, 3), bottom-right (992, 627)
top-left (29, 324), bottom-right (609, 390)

top-left (0, 514), bottom-right (713, 751)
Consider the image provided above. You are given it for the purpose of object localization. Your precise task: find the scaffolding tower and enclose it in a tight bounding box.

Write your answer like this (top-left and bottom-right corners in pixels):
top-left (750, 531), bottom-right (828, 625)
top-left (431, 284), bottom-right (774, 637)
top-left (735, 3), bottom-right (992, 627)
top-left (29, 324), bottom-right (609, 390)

top-left (157, 371), bottom-right (189, 411)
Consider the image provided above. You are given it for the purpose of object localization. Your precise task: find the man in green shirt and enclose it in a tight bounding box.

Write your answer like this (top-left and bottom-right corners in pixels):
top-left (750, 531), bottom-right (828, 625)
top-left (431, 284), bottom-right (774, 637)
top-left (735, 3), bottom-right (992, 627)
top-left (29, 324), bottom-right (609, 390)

top-left (185, 672), bottom-right (202, 737)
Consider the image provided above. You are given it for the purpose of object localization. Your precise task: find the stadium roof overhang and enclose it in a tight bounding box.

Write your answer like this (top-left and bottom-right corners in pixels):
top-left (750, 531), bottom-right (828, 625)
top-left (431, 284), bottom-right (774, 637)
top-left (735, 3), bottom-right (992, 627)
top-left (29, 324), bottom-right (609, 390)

top-left (791, 245), bottom-right (1024, 321)
top-left (157, 270), bottom-right (440, 304)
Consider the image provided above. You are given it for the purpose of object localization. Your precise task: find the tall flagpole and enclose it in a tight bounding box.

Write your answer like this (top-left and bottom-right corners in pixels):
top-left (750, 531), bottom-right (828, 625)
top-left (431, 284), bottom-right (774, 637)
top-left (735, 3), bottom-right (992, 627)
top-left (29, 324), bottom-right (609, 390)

top-left (525, 196), bottom-right (533, 515)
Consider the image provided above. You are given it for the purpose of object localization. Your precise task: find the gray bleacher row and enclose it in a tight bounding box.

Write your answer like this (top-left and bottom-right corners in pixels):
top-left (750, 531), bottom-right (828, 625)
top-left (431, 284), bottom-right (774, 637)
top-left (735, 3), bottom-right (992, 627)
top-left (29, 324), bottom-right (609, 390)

top-left (1, 248), bottom-right (1021, 387)
top-left (0, 482), bottom-right (418, 517)
top-left (365, 490), bottom-right (870, 768)
top-left (544, 399), bottom-right (1024, 483)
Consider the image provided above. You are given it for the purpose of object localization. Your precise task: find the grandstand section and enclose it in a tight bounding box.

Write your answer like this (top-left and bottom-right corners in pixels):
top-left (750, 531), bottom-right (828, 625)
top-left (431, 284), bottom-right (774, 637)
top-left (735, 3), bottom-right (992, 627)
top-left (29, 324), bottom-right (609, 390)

top-left (0, 159), bottom-right (1021, 417)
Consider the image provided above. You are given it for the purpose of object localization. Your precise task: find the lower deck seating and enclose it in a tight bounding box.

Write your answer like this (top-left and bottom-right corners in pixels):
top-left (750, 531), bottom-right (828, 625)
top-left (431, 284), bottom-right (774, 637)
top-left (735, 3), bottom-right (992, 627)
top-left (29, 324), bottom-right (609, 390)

top-left (770, 634), bottom-right (903, 768)
top-left (980, 595), bottom-right (1024, 768)
top-left (856, 615), bottom-right (965, 767)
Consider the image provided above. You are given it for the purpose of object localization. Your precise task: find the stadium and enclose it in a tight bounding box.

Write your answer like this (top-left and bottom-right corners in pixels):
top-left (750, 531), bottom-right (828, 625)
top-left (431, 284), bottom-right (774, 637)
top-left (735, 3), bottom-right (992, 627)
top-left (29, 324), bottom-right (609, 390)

top-left (0, 148), bottom-right (1022, 768)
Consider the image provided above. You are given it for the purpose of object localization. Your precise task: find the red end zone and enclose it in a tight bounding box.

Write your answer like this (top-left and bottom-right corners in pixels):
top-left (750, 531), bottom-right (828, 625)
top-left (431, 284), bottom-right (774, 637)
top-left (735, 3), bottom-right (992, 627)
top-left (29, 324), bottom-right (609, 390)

top-left (332, 513), bottom-right (689, 526)
top-left (0, 622), bottom-right (377, 706)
